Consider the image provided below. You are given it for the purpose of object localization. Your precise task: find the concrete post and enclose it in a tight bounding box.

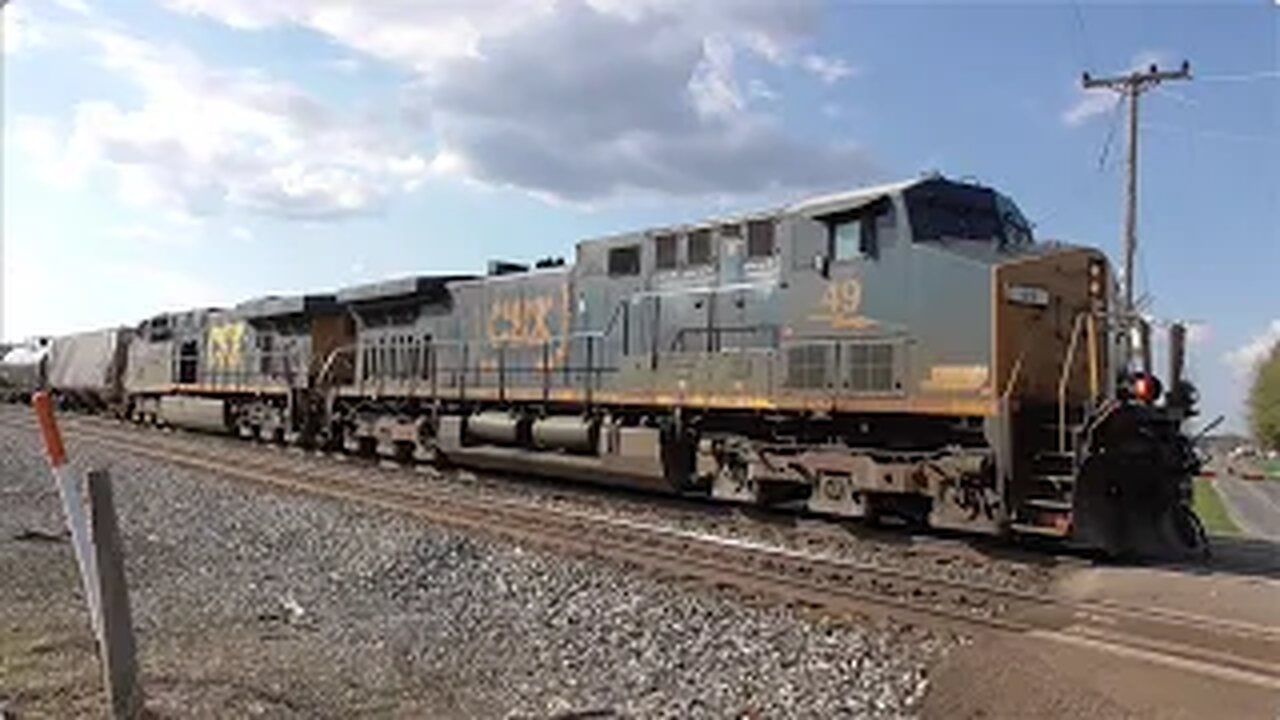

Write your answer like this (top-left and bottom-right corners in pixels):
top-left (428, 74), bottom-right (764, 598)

top-left (87, 469), bottom-right (143, 719)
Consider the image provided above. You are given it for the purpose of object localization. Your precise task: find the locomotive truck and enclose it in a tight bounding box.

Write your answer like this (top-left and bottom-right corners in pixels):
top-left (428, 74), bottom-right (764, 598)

top-left (10, 175), bottom-right (1205, 556)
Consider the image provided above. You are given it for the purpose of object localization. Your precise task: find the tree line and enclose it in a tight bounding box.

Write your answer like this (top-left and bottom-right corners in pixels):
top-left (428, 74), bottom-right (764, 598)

top-left (1249, 341), bottom-right (1280, 451)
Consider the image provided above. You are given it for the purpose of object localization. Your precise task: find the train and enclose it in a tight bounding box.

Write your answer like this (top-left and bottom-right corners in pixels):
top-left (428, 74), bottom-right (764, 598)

top-left (3, 175), bottom-right (1205, 556)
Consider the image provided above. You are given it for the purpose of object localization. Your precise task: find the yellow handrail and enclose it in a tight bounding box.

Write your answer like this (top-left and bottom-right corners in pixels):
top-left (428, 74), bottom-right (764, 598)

top-left (1057, 313), bottom-right (1086, 453)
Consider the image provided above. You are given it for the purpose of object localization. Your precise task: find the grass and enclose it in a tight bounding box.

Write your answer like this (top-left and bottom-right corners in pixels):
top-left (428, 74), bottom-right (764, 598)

top-left (1263, 459), bottom-right (1280, 479)
top-left (1192, 479), bottom-right (1241, 536)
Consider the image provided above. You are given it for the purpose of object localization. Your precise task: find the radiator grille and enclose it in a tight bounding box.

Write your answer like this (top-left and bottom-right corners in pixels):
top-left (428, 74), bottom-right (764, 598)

top-left (785, 345), bottom-right (829, 389)
top-left (847, 343), bottom-right (895, 392)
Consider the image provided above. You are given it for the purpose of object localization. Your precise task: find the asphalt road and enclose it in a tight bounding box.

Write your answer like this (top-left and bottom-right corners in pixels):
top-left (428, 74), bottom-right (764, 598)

top-left (1214, 474), bottom-right (1280, 542)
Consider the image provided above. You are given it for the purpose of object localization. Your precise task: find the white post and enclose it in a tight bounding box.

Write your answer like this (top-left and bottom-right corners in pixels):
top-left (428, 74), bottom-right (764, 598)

top-left (33, 391), bottom-right (103, 640)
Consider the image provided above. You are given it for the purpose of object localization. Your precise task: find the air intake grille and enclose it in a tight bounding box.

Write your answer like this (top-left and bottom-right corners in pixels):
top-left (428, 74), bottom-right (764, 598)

top-left (785, 345), bottom-right (829, 389)
top-left (847, 343), bottom-right (895, 392)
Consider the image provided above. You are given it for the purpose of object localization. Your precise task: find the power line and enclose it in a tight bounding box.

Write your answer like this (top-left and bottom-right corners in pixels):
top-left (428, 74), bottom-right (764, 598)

top-left (1141, 121), bottom-right (1279, 146)
top-left (1097, 97), bottom-right (1123, 173)
top-left (1067, 1), bottom-right (1096, 69)
top-left (1195, 70), bottom-right (1280, 84)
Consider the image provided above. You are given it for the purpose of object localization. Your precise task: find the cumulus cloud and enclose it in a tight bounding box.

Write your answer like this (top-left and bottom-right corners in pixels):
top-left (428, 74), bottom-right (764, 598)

top-left (3, 4), bottom-right (49, 55)
top-left (1062, 89), bottom-right (1117, 127)
top-left (17, 28), bottom-right (430, 219)
top-left (1224, 320), bottom-right (1280, 378)
top-left (162, 0), bottom-right (878, 202)
top-left (108, 224), bottom-right (198, 247)
top-left (801, 53), bottom-right (855, 84)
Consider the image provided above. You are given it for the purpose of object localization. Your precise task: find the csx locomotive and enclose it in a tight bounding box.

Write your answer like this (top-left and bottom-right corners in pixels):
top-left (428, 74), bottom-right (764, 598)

top-left (9, 175), bottom-right (1204, 555)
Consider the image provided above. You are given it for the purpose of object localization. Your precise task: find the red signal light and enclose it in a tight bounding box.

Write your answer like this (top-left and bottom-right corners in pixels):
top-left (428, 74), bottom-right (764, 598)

top-left (1133, 373), bottom-right (1162, 403)
top-left (1134, 375), bottom-right (1152, 401)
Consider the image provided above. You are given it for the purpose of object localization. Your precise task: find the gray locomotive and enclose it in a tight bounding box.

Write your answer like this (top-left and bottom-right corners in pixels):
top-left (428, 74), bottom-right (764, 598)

top-left (23, 175), bottom-right (1204, 556)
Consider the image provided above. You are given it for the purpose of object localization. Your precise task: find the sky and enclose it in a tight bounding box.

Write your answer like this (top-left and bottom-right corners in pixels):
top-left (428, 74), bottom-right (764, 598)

top-left (2, 0), bottom-right (1277, 431)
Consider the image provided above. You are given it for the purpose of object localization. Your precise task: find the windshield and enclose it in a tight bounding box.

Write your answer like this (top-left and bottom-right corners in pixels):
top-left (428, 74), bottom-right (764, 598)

top-left (904, 179), bottom-right (1030, 247)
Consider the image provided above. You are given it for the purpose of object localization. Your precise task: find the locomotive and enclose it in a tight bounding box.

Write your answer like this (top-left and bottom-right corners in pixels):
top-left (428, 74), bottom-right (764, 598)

top-left (12, 175), bottom-right (1204, 556)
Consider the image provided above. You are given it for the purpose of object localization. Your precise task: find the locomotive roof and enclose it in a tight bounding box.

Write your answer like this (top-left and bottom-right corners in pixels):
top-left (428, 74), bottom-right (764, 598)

top-left (336, 274), bottom-right (473, 304)
top-left (786, 176), bottom-right (932, 217)
top-left (582, 175), bottom-right (954, 247)
top-left (235, 293), bottom-right (339, 319)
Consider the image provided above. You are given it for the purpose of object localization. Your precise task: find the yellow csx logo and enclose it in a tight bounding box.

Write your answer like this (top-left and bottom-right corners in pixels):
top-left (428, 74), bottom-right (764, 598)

top-left (208, 322), bottom-right (246, 370)
top-left (486, 285), bottom-right (571, 368)
top-left (489, 296), bottom-right (558, 344)
top-left (809, 279), bottom-right (875, 330)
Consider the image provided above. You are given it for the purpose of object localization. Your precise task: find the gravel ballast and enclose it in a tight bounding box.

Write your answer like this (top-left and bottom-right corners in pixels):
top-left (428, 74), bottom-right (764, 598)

top-left (0, 410), bottom-right (957, 717)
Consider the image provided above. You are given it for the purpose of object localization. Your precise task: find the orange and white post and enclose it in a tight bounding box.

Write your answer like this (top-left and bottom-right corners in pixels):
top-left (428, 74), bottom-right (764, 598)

top-left (32, 390), bottom-right (103, 639)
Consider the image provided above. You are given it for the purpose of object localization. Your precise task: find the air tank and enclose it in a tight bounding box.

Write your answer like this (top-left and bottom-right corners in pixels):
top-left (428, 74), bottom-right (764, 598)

top-left (159, 396), bottom-right (230, 433)
top-left (531, 416), bottom-right (599, 455)
top-left (466, 411), bottom-right (524, 446)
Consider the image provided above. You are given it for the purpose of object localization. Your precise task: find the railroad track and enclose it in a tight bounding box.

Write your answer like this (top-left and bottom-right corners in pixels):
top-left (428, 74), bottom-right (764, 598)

top-left (3, 410), bottom-right (1278, 690)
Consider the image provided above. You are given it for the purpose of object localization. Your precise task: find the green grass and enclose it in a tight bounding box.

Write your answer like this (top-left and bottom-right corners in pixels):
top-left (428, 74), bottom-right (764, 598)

top-left (1193, 479), bottom-right (1240, 536)
top-left (1263, 459), bottom-right (1280, 479)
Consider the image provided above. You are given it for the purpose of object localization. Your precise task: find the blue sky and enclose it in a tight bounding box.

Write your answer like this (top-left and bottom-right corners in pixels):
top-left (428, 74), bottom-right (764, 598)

top-left (2, 0), bottom-right (1277, 431)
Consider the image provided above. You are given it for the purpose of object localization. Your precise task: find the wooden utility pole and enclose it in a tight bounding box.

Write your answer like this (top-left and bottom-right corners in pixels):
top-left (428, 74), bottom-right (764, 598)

top-left (1082, 60), bottom-right (1191, 367)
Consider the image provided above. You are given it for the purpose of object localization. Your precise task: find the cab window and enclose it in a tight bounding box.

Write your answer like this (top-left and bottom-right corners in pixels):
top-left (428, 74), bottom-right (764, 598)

top-left (821, 198), bottom-right (892, 262)
top-left (654, 234), bottom-right (677, 270)
top-left (832, 218), bottom-right (863, 261)
top-left (607, 245), bottom-right (641, 276)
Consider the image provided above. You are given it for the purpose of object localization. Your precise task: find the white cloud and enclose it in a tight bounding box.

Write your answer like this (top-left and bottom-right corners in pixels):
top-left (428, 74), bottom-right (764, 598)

top-left (747, 78), bottom-right (778, 102)
top-left (104, 262), bottom-right (230, 313)
top-left (17, 27), bottom-right (430, 220)
top-left (52, 0), bottom-right (94, 15)
top-left (160, 0), bottom-right (877, 202)
top-left (1062, 89), bottom-right (1117, 127)
top-left (1224, 320), bottom-right (1280, 378)
top-left (689, 35), bottom-right (744, 119)
top-left (3, 4), bottom-right (48, 55)
top-left (801, 53), bottom-right (855, 84)
top-left (230, 225), bottom-right (254, 240)
top-left (1186, 322), bottom-right (1212, 347)
top-left (108, 224), bottom-right (198, 247)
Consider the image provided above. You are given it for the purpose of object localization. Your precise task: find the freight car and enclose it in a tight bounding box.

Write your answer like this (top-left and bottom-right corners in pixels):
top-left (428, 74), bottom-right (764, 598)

top-left (0, 338), bottom-right (49, 402)
top-left (41, 174), bottom-right (1202, 557)
top-left (46, 328), bottom-right (132, 411)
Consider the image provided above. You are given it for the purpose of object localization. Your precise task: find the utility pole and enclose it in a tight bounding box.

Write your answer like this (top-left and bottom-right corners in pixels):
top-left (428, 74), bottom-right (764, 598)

top-left (1082, 60), bottom-right (1191, 368)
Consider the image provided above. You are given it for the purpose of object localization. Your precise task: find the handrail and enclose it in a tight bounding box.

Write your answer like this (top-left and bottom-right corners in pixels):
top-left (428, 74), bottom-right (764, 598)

top-left (1002, 350), bottom-right (1026, 404)
top-left (1057, 312), bottom-right (1087, 453)
top-left (669, 324), bottom-right (780, 353)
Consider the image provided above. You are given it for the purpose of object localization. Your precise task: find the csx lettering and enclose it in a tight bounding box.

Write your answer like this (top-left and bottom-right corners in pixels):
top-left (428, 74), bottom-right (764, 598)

top-left (488, 295), bottom-right (558, 345)
top-left (208, 322), bottom-right (246, 370)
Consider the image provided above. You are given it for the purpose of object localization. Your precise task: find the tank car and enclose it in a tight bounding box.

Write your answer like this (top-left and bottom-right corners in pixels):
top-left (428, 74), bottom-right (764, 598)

top-left (0, 338), bottom-right (50, 402)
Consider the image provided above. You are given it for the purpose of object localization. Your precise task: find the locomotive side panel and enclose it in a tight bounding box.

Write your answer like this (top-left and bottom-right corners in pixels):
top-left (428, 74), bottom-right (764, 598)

top-left (452, 268), bottom-right (574, 398)
top-left (777, 189), bottom-right (996, 417)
